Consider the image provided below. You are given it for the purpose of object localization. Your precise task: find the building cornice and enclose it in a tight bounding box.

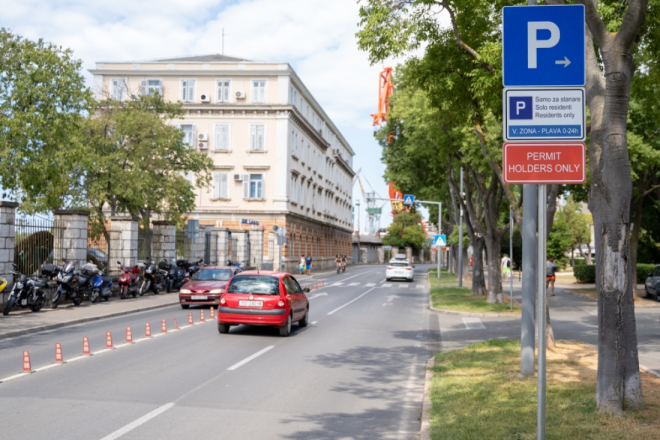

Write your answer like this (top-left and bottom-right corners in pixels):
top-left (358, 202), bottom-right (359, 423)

top-left (334, 152), bottom-right (356, 178)
top-left (89, 69), bottom-right (293, 77)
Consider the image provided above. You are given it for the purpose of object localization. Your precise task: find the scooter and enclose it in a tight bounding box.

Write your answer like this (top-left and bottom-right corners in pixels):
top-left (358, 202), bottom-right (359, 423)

top-left (3, 264), bottom-right (48, 315)
top-left (140, 258), bottom-right (166, 296)
top-left (90, 268), bottom-right (113, 303)
top-left (117, 262), bottom-right (141, 299)
top-left (163, 260), bottom-right (187, 293)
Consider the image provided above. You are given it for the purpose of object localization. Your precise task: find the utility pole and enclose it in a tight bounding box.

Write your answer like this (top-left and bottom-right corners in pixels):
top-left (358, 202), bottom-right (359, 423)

top-left (458, 168), bottom-right (464, 287)
top-left (356, 200), bottom-right (361, 264)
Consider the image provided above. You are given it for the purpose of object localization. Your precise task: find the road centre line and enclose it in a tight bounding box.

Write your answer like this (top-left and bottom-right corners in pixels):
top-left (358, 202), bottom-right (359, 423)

top-left (327, 288), bottom-right (375, 316)
top-left (99, 402), bottom-right (175, 440)
top-left (227, 346), bottom-right (274, 371)
top-left (331, 267), bottom-right (380, 283)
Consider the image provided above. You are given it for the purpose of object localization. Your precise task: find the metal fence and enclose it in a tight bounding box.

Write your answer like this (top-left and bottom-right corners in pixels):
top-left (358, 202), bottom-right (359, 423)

top-left (14, 216), bottom-right (62, 276)
top-left (87, 227), bottom-right (109, 270)
top-left (175, 229), bottom-right (193, 261)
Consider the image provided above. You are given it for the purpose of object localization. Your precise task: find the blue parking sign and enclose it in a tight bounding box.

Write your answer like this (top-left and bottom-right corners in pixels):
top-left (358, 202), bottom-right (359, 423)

top-left (503, 5), bottom-right (585, 86)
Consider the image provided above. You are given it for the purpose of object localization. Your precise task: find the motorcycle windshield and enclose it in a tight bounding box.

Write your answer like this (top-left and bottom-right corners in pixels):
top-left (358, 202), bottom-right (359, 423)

top-left (63, 261), bottom-right (76, 273)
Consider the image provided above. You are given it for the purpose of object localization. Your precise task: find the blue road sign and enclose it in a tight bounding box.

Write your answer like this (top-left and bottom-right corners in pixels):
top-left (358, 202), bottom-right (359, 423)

top-left (432, 235), bottom-right (447, 248)
top-left (403, 194), bottom-right (415, 206)
top-left (503, 5), bottom-right (585, 87)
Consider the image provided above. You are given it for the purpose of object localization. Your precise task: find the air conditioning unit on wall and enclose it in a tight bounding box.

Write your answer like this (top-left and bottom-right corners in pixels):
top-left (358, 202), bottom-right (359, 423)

top-left (198, 133), bottom-right (208, 141)
top-left (234, 174), bottom-right (243, 181)
top-left (198, 142), bottom-right (207, 150)
top-left (235, 91), bottom-right (246, 99)
top-left (200, 94), bottom-right (211, 102)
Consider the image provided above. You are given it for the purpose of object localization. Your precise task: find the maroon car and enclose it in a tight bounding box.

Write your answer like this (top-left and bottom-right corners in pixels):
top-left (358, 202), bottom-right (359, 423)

top-left (179, 266), bottom-right (236, 309)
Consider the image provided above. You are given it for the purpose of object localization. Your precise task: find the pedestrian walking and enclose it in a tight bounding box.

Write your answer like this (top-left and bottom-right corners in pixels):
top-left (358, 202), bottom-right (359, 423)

top-left (299, 255), bottom-right (305, 275)
top-left (305, 253), bottom-right (313, 275)
top-left (546, 256), bottom-right (558, 296)
top-left (501, 253), bottom-right (512, 282)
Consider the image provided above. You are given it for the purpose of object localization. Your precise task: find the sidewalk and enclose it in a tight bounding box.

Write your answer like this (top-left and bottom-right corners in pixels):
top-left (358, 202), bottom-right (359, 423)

top-left (0, 293), bottom-right (180, 341)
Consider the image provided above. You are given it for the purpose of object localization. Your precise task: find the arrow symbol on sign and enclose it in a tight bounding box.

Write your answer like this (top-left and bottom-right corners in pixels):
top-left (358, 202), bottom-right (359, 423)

top-left (555, 57), bottom-right (571, 68)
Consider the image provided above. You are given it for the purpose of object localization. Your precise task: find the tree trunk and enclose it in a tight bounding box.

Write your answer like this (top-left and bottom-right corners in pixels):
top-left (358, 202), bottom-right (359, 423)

top-left (630, 193), bottom-right (644, 296)
top-left (461, 245), bottom-right (471, 282)
top-left (484, 234), bottom-right (502, 303)
top-left (581, 0), bottom-right (646, 413)
top-left (471, 237), bottom-right (486, 296)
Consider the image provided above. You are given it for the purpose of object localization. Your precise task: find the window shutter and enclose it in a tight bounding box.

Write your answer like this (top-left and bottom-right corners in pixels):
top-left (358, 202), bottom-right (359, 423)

top-left (213, 173), bottom-right (221, 199)
top-left (257, 125), bottom-right (264, 151)
top-left (250, 125), bottom-right (255, 150)
top-left (181, 79), bottom-right (186, 101)
top-left (220, 173), bottom-right (228, 199)
top-left (140, 80), bottom-right (147, 95)
top-left (259, 175), bottom-right (264, 199)
top-left (188, 79), bottom-right (195, 102)
top-left (243, 175), bottom-right (250, 198)
top-left (222, 125), bottom-right (229, 151)
top-left (216, 80), bottom-right (222, 102)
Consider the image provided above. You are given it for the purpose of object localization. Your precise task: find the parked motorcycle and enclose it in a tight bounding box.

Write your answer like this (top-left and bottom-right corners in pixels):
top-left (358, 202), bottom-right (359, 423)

top-left (162, 260), bottom-right (187, 293)
top-left (90, 268), bottom-right (113, 303)
top-left (226, 260), bottom-right (244, 274)
top-left (3, 264), bottom-right (48, 315)
top-left (52, 261), bottom-right (96, 308)
top-left (117, 262), bottom-right (141, 299)
top-left (139, 258), bottom-right (166, 296)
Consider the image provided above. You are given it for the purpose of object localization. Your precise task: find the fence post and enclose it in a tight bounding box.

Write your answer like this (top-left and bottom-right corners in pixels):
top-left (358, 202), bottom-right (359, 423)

top-left (152, 221), bottom-right (176, 263)
top-left (109, 216), bottom-right (139, 276)
top-left (377, 247), bottom-right (384, 264)
top-left (247, 229), bottom-right (264, 269)
top-left (0, 202), bottom-right (18, 299)
top-left (213, 228), bottom-right (230, 266)
top-left (53, 210), bottom-right (90, 269)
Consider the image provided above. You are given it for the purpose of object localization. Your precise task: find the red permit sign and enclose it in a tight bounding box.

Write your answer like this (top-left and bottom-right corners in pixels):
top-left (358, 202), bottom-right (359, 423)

top-left (503, 142), bottom-right (586, 184)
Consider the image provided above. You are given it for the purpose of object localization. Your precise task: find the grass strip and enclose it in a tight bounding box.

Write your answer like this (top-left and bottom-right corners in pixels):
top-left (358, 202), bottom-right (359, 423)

top-left (429, 268), bottom-right (458, 285)
top-left (429, 270), bottom-right (520, 314)
top-left (430, 339), bottom-right (660, 440)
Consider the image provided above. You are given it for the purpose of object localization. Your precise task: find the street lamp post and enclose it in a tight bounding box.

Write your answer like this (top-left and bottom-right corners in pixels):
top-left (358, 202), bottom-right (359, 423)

top-left (356, 200), bottom-right (361, 264)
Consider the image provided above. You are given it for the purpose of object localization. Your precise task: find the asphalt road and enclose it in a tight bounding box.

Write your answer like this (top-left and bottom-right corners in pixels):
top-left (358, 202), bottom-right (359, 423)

top-left (0, 265), bottom-right (436, 440)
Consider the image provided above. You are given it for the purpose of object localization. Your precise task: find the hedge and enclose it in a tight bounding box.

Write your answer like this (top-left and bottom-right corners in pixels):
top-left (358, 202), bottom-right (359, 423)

top-left (574, 263), bottom-right (658, 284)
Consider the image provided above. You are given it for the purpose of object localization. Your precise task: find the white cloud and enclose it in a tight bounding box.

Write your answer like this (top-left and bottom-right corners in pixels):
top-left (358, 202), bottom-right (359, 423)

top-left (1, 0), bottom-right (434, 231)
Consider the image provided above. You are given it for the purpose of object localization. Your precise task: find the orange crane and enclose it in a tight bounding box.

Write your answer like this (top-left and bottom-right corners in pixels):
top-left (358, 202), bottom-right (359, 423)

top-left (371, 67), bottom-right (405, 215)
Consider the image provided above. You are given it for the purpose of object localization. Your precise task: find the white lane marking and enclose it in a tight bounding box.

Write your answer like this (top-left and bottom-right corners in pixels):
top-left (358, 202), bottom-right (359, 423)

top-left (382, 283), bottom-right (392, 288)
top-left (0, 372), bottom-right (29, 383)
top-left (383, 294), bottom-right (400, 307)
top-left (398, 284), bottom-right (409, 289)
top-left (366, 283), bottom-right (376, 287)
top-left (66, 355), bottom-right (88, 363)
top-left (227, 346), bottom-right (275, 371)
top-left (380, 280), bottom-right (385, 284)
top-left (462, 318), bottom-right (486, 330)
top-left (332, 282), bottom-right (344, 286)
top-left (581, 307), bottom-right (597, 316)
top-left (93, 348), bottom-right (112, 355)
top-left (99, 402), bottom-right (175, 440)
top-left (327, 288), bottom-right (375, 316)
top-left (308, 292), bottom-right (328, 300)
top-left (348, 282), bottom-right (360, 286)
top-left (337, 268), bottom-right (380, 282)
top-left (311, 321), bottom-right (318, 325)
top-left (34, 363), bottom-right (62, 372)
top-left (416, 284), bottom-right (425, 289)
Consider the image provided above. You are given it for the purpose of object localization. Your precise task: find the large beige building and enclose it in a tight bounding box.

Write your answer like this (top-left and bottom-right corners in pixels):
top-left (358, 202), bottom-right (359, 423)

top-left (90, 54), bottom-right (355, 270)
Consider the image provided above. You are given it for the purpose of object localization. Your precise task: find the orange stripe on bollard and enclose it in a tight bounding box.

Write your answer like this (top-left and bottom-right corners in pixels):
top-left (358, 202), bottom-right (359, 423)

top-left (82, 336), bottom-right (90, 355)
top-left (22, 351), bottom-right (31, 372)
top-left (55, 343), bottom-right (63, 362)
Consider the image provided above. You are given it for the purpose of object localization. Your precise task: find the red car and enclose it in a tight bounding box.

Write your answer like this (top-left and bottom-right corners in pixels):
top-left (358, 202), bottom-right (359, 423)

top-left (217, 271), bottom-right (310, 337)
top-left (179, 266), bottom-right (236, 309)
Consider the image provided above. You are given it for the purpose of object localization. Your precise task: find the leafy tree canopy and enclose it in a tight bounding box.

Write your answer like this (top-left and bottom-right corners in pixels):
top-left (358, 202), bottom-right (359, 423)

top-left (382, 211), bottom-right (429, 249)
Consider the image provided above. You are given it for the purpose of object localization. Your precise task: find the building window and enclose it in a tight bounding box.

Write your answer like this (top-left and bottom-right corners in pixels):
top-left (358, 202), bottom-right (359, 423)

top-left (292, 131), bottom-right (299, 157)
top-left (290, 175), bottom-right (297, 203)
top-left (216, 79), bottom-right (231, 102)
top-left (111, 78), bottom-right (126, 101)
top-left (290, 87), bottom-right (298, 107)
top-left (250, 124), bottom-right (265, 151)
top-left (215, 124), bottom-right (230, 151)
top-left (141, 79), bottom-right (162, 96)
top-left (243, 174), bottom-right (263, 199)
top-left (213, 172), bottom-right (229, 199)
top-left (181, 79), bottom-right (196, 102)
top-left (180, 124), bottom-right (195, 147)
top-left (252, 79), bottom-right (266, 102)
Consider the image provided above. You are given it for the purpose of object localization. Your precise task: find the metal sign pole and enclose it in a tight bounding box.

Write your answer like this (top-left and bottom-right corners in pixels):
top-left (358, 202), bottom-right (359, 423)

top-left (537, 184), bottom-right (547, 440)
top-left (438, 203), bottom-right (442, 282)
top-left (458, 168), bottom-right (464, 287)
top-left (510, 208), bottom-right (514, 311)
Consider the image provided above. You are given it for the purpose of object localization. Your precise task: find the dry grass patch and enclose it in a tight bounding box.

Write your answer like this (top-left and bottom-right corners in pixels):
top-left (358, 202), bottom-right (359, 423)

top-left (567, 288), bottom-right (659, 306)
top-left (430, 339), bottom-right (660, 440)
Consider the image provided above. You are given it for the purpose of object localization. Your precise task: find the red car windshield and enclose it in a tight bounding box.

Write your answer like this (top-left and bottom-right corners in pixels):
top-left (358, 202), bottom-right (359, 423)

top-left (192, 269), bottom-right (233, 281)
top-left (226, 275), bottom-right (280, 295)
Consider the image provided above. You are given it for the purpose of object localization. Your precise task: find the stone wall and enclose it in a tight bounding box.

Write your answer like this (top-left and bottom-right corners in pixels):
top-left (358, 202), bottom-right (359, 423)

top-left (109, 216), bottom-right (139, 276)
top-left (152, 221), bottom-right (176, 263)
top-left (0, 201), bottom-right (18, 286)
top-left (53, 210), bottom-right (89, 269)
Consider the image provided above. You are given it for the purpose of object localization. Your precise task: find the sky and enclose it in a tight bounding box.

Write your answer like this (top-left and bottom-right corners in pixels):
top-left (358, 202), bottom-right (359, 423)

top-left (1, 0), bottom-right (443, 232)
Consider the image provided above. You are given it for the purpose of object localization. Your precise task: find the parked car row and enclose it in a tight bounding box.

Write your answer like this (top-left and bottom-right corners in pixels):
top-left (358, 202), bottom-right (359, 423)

top-left (1, 258), bottom-right (243, 315)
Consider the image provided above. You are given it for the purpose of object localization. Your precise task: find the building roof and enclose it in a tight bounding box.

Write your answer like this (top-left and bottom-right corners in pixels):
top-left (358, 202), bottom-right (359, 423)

top-left (153, 54), bottom-right (251, 63)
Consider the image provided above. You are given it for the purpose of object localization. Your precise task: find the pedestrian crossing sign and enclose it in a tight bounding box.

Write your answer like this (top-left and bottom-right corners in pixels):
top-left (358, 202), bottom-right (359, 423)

top-left (403, 194), bottom-right (415, 206)
top-left (432, 234), bottom-right (446, 249)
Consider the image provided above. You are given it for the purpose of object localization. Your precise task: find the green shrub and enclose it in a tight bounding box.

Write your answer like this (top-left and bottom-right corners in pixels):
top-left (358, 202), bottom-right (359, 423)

top-left (574, 265), bottom-right (596, 283)
top-left (574, 263), bottom-right (657, 284)
top-left (573, 259), bottom-right (587, 267)
top-left (636, 264), bottom-right (656, 284)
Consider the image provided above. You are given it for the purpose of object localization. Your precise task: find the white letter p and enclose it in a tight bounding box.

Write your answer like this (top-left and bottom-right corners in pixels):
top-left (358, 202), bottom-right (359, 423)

top-left (516, 100), bottom-right (526, 115)
top-left (528, 21), bottom-right (560, 69)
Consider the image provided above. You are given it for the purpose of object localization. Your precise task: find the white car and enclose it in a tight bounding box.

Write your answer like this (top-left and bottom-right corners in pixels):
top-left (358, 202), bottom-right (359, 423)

top-left (386, 261), bottom-right (414, 282)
